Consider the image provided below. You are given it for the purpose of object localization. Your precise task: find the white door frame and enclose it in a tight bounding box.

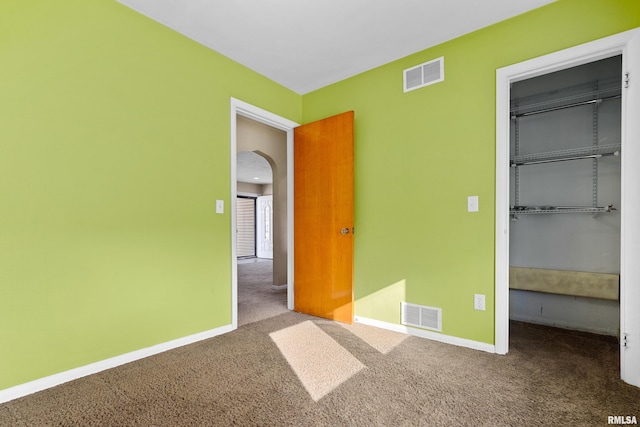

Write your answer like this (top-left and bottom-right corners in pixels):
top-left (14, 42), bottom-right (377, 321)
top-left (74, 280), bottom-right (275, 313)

top-left (230, 98), bottom-right (298, 329)
top-left (495, 28), bottom-right (640, 387)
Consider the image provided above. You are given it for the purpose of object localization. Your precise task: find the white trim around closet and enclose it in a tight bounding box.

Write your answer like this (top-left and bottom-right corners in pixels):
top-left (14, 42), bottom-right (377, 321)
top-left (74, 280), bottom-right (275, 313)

top-left (495, 28), bottom-right (640, 388)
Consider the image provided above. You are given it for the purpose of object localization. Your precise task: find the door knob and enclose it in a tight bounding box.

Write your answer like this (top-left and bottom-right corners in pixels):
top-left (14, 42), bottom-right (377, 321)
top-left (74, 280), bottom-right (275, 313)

top-left (341, 228), bottom-right (350, 235)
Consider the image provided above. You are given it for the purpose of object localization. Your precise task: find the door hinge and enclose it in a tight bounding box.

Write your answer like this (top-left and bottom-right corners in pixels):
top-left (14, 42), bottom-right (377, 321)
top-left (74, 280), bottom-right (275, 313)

top-left (625, 72), bottom-right (630, 88)
top-left (623, 333), bottom-right (629, 348)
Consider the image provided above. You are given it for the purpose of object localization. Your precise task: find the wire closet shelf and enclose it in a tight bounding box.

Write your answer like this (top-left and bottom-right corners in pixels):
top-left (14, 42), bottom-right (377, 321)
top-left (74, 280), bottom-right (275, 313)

top-left (510, 76), bottom-right (621, 217)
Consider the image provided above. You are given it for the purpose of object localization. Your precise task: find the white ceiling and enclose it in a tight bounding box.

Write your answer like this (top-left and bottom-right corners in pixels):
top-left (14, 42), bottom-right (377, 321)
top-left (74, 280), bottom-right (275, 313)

top-left (237, 151), bottom-right (273, 185)
top-left (117, 0), bottom-right (555, 95)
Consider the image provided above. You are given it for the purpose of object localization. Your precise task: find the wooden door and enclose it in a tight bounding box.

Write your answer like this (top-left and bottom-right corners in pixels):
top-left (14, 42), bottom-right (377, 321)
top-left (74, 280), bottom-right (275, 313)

top-left (294, 111), bottom-right (354, 323)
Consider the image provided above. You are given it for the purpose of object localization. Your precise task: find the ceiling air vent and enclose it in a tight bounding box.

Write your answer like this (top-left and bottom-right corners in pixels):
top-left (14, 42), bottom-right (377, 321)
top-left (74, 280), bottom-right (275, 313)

top-left (401, 302), bottom-right (442, 332)
top-left (403, 56), bottom-right (444, 93)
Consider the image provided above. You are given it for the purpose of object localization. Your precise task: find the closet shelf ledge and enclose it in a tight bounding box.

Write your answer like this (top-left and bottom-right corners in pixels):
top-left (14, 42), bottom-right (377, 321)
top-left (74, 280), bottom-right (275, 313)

top-left (510, 205), bottom-right (615, 216)
top-left (510, 143), bottom-right (620, 166)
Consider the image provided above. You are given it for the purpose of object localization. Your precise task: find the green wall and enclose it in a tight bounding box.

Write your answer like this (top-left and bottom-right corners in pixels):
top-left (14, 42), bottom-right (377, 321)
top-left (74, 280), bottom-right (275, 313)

top-left (302, 0), bottom-right (640, 343)
top-left (2, 0), bottom-right (639, 394)
top-left (0, 0), bottom-right (301, 390)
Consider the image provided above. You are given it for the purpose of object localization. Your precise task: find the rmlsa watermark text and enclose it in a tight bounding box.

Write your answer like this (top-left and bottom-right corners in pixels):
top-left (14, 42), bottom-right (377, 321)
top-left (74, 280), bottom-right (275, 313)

top-left (608, 415), bottom-right (638, 425)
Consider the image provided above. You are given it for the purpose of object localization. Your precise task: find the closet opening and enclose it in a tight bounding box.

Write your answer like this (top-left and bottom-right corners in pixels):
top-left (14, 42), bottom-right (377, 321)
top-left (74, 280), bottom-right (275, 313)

top-left (508, 56), bottom-right (622, 342)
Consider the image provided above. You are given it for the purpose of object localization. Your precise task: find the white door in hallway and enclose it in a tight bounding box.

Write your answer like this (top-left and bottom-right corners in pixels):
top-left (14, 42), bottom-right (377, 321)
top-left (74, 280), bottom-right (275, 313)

top-left (256, 195), bottom-right (273, 259)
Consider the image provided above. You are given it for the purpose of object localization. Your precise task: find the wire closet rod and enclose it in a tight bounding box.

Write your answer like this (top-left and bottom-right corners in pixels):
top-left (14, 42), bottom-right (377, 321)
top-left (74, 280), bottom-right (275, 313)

top-left (511, 151), bottom-right (619, 167)
top-left (512, 94), bottom-right (621, 118)
top-left (510, 205), bottom-right (615, 215)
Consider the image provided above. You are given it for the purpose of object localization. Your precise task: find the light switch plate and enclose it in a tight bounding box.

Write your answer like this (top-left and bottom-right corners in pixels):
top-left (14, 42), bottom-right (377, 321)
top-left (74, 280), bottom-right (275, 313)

top-left (216, 200), bottom-right (224, 214)
top-left (467, 195), bottom-right (479, 212)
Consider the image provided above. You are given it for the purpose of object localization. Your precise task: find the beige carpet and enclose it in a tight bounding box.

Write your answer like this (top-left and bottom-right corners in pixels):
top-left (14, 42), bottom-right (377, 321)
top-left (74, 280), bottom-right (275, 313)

top-left (1, 273), bottom-right (639, 425)
top-left (237, 259), bottom-right (287, 326)
top-left (270, 320), bottom-right (366, 402)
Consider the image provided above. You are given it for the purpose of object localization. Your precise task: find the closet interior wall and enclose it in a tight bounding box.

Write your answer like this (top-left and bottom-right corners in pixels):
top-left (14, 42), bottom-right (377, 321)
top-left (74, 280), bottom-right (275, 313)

top-left (509, 56), bottom-right (622, 336)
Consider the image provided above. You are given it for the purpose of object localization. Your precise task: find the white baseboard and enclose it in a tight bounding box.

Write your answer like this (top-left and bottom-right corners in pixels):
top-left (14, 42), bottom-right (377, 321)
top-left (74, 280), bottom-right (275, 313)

top-left (354, 316), bottom-right (496, 354)
top-left (0, 323), bottom-right (234, 404)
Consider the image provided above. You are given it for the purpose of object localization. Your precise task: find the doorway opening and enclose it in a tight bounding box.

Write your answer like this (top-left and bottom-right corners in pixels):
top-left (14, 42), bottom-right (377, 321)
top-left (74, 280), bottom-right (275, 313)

top-left (495, 28), bottom-right (640, 387)
top-left (508, 56), bottom-right (622, 369)
top-left (236, 145), bottom-right (281, 325)
top-left (508, 56), bottom-right (622, 337)
top-left (237, 150), bottom-right (275, 261)
top-left (230, 99), bottom-right (299, 329)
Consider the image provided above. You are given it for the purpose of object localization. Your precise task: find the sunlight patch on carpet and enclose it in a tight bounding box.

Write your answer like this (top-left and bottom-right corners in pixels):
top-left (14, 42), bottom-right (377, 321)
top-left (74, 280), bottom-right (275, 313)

top-left (269, 321), bottom-right (365, 401)
top-left (338, 322), bottom-right (408, 354)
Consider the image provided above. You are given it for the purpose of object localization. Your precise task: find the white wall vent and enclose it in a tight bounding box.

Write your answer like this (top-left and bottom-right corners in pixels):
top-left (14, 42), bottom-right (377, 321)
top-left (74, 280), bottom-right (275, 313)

top-left (403, 56), bottom-right (444, 93)
top-left (401, 302), bottom-right (442, 332)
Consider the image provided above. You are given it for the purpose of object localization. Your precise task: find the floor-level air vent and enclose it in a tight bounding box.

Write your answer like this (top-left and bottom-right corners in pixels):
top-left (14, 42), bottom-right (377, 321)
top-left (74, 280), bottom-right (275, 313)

top-left (403, 56), bottom-right (444, 93)
top-left (401, 302), bottom-right (442, 332)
